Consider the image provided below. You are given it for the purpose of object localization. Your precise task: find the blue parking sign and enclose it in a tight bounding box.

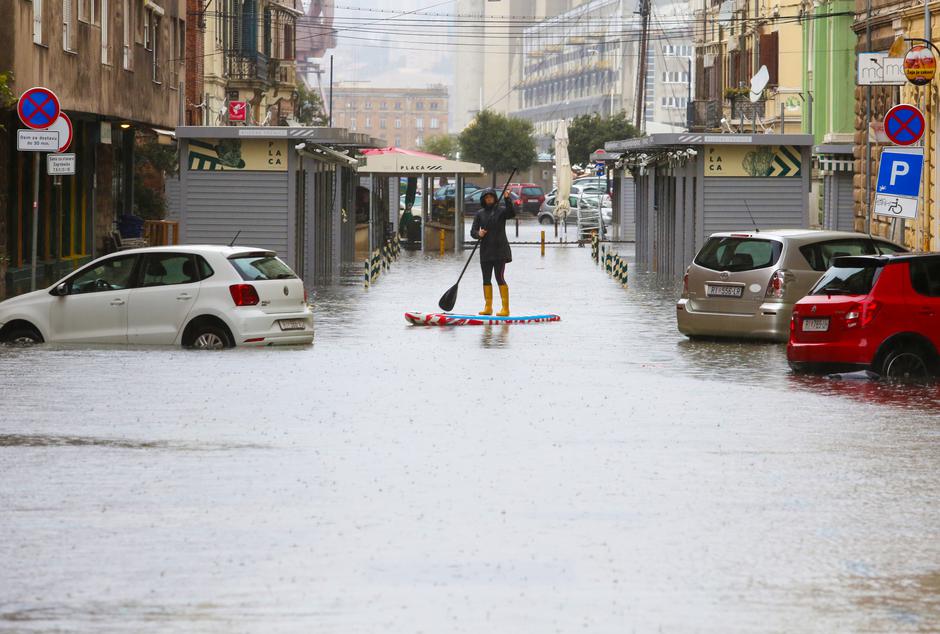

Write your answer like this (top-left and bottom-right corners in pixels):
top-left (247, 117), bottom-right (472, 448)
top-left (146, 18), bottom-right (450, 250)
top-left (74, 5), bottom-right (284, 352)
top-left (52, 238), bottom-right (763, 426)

top-left (876, 148), bottom-right (924, 198)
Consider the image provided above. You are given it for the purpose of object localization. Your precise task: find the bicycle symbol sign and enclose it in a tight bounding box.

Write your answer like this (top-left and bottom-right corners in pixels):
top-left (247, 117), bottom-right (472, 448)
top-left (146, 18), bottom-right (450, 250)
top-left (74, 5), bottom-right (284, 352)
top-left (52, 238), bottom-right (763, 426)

top-left (884, 104), bottom-right (925, 146)
top-left (17, 87), bottom-right (61, 130)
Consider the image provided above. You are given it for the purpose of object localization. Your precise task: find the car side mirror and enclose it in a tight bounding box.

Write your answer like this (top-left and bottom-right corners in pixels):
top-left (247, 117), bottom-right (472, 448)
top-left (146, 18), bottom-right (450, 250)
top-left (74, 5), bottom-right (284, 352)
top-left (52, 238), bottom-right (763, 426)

top-left (52, 283), bottom-right (68, 296)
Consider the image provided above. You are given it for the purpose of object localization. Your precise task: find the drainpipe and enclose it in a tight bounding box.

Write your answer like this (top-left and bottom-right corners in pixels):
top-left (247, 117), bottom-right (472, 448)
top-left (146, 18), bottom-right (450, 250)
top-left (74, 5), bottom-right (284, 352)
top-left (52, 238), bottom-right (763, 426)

top-left (864, 0), bottom-right (872, 234)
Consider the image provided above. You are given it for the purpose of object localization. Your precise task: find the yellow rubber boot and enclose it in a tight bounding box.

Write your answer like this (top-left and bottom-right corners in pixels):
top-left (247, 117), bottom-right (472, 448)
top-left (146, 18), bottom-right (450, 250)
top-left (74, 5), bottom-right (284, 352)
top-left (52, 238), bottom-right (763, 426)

top-left (479, 285), bottom-right (493, 315)
top-left (496, 284), bottom-right (510, 317)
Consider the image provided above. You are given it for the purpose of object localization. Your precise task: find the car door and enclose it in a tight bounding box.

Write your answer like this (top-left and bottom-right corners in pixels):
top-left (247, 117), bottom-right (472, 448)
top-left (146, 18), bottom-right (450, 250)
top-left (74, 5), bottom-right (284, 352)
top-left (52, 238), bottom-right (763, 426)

top-left (49, 254), bottom-right (139, 343)
top-left (906, 257), bottom-right (940, 349)
top-left (127, 253), bottom-right (202, 344)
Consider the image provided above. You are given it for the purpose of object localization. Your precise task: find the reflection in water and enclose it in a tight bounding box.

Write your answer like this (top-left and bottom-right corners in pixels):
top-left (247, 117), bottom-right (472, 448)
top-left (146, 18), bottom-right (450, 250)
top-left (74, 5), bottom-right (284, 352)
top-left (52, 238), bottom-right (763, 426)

top-left (480, 323), bottom-right (511, 349)
top-left (0, 434), bottom-right (264, 451)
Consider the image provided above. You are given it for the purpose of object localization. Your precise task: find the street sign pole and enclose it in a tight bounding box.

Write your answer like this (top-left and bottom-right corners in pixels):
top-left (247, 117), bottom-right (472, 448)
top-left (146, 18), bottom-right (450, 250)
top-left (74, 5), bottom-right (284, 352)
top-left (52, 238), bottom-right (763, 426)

top-left (30, 152), bottom-right (40, 291)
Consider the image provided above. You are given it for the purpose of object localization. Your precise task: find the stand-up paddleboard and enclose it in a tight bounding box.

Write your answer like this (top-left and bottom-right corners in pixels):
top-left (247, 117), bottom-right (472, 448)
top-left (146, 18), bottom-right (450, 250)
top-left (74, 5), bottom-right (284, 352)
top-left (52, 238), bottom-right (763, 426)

top-left (405, 312), bottom-right (561, 326)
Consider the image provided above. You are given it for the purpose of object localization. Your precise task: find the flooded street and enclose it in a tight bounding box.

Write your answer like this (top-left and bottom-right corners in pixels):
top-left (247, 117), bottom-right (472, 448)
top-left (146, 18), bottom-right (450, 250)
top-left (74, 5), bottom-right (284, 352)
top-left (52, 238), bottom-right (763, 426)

top-left (1, 222), bottom-right (939, 633)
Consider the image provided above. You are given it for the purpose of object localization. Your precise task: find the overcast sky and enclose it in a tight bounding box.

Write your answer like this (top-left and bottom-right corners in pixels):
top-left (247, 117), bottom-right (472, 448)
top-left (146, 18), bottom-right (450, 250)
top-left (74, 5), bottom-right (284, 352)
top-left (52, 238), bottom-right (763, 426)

top-left (325, 0), bottom-right (456, 89)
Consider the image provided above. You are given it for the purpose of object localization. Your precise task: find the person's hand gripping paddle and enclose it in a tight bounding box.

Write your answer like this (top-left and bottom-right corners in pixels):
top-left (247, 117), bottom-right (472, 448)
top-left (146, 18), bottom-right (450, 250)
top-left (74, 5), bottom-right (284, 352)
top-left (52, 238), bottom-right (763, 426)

top-left (438, 169), bottom-right (517, 312)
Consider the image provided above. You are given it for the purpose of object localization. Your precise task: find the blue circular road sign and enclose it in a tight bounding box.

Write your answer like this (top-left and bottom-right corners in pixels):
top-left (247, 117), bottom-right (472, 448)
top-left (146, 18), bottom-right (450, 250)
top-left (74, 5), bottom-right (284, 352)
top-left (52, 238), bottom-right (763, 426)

top-left (17, 87), bottom-right (61, 130)
top-left (884, 104), bottom-right (925, 146)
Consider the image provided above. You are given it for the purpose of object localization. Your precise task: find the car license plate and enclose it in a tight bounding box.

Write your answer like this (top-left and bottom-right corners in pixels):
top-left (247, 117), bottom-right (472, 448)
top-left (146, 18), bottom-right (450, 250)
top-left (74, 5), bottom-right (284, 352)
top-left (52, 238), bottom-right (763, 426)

top-left (802, 318), bottom-right (829, 332)
top-left (705, 284), bottom-right (743, 298)
top-left (277, 319), bottom-right (307, 331)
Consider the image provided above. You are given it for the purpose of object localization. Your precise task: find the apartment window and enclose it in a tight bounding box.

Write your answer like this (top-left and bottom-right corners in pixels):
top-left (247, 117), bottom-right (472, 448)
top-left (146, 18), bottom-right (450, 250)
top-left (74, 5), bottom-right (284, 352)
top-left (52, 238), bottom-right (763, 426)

top-left (100, 0), bottom-right (109, 63)
top-left (365, 117), bottom-right (371, 128)
top-left (91, 0), bottom-right (100, 24)
top-left (416, 136), bottom-right (423, 146)
top-left (380, 119), bottom-right (387, 129)
top-left (380, 101), bottom-right (387, 110)
top-left (394, 136), bottom-right (401, 146)
top-left (416, 117), bottom-right (423, 130)
top-left (177, 17), bottom-right (185, 64)
top-left (345, 101), bottom-right (352, 108)
top-left (144, 7), bottom-right (152, 49)
top-left (394, 118), bottom-right (401, 129)
top-left (415, 102), bottom-right (424, 110)
top-left (350, 118), bottom-right (357, 130)
top-left (395, 101), bottom-right (402, 110)
top-left (78, 0), bottom-right (87, 22)
top-left (430, 102), bottom-right (439, 110)
top-left (151, 13), bottom-right (160, 82)
top-left (122, 0), bottom-right (131, 69)
top-left (63, 0), bottom-right (76, 51)
top-left (364, 102), bottom-right (372, 110)
top-left (429, 118), bottom-right (439, 130)
top-left (33, 0), bottom-right (43, 44)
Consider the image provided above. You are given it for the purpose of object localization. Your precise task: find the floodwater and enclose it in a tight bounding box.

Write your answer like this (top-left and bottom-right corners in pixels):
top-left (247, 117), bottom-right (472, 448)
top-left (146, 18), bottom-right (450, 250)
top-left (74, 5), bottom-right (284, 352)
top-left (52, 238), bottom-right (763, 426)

top-left (1, 222), bottom-right (939, 632)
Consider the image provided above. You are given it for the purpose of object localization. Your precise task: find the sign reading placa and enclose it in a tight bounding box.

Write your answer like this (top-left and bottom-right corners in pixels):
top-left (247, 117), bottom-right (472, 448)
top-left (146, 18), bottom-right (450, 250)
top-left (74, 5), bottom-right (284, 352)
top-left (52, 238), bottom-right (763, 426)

top-left (188, 138), bottom-right (287, 171)
top-left (857, 53), bottom-right (906, 86)
top-left (17, 129), bottom-right (60, 152)
top-left (47, 153), bottom-right (76, 175)
top-left (705, 145), bottom-right (802, 177)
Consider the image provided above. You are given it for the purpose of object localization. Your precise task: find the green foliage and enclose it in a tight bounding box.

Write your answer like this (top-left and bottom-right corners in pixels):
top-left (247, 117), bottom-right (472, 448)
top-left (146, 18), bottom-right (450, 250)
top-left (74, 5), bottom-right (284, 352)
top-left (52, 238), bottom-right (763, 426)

top-left (296, 82), bottom-right (328, 126)
top-left (420, 133), bottom-right (459, 159)
top-left (133, 136), bottom-right (178, 220)
top-left (566, 111), bottom-right (639, 166)
top-left (458, 110), bottom-right (536, 180)
top-left (0, 70), bottom-right (15, 132)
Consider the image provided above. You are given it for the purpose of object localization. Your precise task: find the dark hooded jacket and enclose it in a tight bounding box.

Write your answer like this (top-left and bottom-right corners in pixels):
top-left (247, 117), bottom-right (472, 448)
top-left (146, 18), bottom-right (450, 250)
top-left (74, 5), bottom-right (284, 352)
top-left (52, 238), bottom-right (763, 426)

top-left (470, 188), bottom-right (515, 263)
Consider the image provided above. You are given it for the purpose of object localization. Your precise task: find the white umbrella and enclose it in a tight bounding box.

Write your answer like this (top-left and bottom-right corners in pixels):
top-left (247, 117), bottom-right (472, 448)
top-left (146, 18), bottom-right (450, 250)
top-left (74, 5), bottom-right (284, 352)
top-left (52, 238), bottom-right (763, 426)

top-left (554, 120), bottom-right (571, 222)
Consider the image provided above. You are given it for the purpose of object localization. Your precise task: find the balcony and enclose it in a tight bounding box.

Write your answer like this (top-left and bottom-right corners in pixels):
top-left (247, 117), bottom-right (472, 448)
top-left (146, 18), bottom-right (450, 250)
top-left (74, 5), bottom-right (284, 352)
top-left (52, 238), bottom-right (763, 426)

top-left (687, 99), bottom-right (722, 131)
top-left (225, 51), bottom-right (270, 83)
top-left (269, 59), bottom-right (296, 86)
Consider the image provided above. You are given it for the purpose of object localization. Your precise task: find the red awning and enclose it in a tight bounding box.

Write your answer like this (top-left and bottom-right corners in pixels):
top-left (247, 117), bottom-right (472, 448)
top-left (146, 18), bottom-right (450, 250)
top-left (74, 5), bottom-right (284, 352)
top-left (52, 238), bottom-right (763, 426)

top-left (360, 147), bottom-right (444, 159)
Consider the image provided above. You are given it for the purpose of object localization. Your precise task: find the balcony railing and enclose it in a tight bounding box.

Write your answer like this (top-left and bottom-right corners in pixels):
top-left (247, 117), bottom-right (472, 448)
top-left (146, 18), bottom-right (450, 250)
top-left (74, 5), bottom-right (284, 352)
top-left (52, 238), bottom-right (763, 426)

top-left (269, 59), bottom-right (296, 86)
top-left (688, 99), bottom-right (721, 130)
top-left (225, 51), bottom-right (270, 83)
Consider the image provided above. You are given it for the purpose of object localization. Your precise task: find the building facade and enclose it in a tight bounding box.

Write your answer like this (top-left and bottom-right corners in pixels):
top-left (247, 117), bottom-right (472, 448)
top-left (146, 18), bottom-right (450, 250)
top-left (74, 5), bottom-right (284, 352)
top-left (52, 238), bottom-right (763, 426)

top-left (329, 85), bottom-right (450, 151)
top-left (198, 0), bottom-right (300, 126)
top-left (0, 0), bottom-right (186, 299)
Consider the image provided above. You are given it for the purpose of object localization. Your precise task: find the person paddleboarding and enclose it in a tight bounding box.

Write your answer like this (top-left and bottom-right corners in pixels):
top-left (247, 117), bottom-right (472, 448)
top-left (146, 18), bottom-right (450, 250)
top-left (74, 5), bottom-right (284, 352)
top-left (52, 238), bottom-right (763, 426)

top-left (470, 188), bottom-right (515, 316)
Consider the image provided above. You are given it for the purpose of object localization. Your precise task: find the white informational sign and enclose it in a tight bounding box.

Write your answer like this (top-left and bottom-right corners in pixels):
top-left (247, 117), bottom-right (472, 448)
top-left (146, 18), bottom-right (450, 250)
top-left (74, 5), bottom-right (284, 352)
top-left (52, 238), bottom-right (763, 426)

top-left (858, 53), bottom-right (906, 86)
top-left (874, 193), bottom-right (918, 219)
top-left (17, 129), bottom-right (60, 151)
top-left (47, 153), bottom-right (76, 175)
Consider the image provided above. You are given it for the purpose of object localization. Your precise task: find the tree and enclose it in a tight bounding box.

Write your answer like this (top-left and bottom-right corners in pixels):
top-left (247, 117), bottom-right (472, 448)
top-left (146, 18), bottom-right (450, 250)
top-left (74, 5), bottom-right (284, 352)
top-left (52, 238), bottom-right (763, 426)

top-left (566, 111), bottom-right (640, 167)
top-left (420, 133), bottom-right (459, 159)
top-left (458, 110), bottom-right (536, 186)
top-left (0, 70), bottom-right (15, 131)
top-left (295, 82), bottom-right (328, 126)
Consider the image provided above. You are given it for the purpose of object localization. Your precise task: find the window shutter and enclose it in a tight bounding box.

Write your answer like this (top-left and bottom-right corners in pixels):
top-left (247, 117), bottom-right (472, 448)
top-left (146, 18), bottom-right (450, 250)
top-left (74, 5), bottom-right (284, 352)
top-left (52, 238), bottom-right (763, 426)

top-left (33, 0), bottom-right (43, 44)
top-left (63, 0), bottom-right (72, 50)
top-left (759, 32), bottom-right (779, 86)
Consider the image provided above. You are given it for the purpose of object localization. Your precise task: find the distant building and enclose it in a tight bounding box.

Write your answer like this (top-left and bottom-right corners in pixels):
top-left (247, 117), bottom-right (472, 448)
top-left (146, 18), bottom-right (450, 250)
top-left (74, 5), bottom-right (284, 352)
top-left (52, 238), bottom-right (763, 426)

top-left (0, 0), bottom-right (187, 298)
top-left (330, 85), bottom-right (450, 151)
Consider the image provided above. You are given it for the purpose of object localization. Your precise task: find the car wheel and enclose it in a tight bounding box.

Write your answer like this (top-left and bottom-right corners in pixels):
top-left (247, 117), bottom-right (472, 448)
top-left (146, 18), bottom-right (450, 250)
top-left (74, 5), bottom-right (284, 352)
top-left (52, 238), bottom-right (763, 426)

top-left (881, 347), bottom-right (930, 382)
top-left (189, 324), bottom-right (233, 350)
top-left (1, 326), bottom-right (43, 345)
top-left (538, 216), bottom-right (554, 225)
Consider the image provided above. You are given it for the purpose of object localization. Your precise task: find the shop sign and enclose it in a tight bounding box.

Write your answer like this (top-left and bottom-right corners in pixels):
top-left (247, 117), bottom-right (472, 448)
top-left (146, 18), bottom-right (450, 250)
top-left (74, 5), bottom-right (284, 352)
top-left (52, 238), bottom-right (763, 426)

top-left (904, 45), bottom-right (936, 86)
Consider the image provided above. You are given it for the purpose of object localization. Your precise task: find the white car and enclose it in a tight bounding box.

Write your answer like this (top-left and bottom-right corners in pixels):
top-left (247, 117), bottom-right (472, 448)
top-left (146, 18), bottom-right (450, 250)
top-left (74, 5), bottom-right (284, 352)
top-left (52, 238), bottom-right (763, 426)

top-left (0, 245), bottom-right (314, 349)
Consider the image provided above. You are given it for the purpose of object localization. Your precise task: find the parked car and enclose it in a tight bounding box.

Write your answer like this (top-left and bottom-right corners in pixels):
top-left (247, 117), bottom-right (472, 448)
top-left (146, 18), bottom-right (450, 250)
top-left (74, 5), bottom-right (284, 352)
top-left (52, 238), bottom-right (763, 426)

top-left (508, 183), bottom-right (546, 214)
top-left (573, 176), bottom-right (611, 194)
top-left (0, 246), bottom-right (313, 349)
top-left (677, 230), bottom-right (906, 342)
top-left (538, 190), bottom-right (613, 225)
top-left (463, 190), bottom-right (523, 215)
top-left (433, 182), bottom-right (481, 202)
top-left (788, 252), bottom-right (940, 379)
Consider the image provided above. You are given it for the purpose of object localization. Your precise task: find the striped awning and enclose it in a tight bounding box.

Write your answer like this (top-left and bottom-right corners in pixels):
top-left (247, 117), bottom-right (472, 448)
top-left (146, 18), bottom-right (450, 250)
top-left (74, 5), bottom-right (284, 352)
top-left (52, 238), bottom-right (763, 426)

top-left (816, 155), bottom-right (854, 174)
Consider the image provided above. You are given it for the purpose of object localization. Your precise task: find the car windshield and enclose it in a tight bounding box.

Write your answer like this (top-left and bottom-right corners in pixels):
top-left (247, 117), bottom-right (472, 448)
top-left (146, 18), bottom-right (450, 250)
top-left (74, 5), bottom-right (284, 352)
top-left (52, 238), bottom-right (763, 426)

top-left (809, 265), bottom-right (882, 296)
top-left (522, 187), bottom-right (543, 196)
top-left (229, 255), bottom-right (297, 281)
top-left (694, 237), bottom-right (782, 272)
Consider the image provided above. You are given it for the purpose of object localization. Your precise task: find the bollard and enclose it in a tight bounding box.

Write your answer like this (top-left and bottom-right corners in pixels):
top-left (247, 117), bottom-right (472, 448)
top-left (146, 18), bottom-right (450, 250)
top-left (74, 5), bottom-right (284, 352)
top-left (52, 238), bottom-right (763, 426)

top-left (540, 230), bottom-right (545, 256)
top-left (364, 259), bottom-right (370, 288)
top-left (515, 217), bottom-right (519, 238)
top-left (439, 229), bottom-right (445, 256)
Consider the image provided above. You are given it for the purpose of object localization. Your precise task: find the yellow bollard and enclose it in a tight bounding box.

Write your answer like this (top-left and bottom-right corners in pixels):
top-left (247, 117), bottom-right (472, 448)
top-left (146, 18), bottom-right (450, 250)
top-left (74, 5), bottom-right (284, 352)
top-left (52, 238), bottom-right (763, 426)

top-left (439, 229), bottom-right (445, 256)
top-left (540, 230), bottom-right (545, 256)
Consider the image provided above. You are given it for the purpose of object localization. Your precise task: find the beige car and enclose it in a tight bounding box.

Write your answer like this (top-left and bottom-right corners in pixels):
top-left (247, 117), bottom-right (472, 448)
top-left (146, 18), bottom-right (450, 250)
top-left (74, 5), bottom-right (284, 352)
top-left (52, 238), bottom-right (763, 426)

top-left (677, 230), bottom-right (906, 342)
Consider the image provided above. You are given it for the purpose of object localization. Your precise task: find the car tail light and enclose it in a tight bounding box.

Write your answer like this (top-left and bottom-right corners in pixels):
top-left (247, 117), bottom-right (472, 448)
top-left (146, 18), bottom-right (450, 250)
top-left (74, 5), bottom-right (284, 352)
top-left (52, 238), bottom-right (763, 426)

top-left (844, 300), bottom-right (878, 329)
top-left (514, 198), bottom-right (522, 206)
top-left (790, 314), bottom-right (797, 333)
top-left (765, 270), bottom-right (788, 299)
top-left (229, 284), bottom-right (260, 306)
top-left (682, 269), bottom-right (689, 296)
top-left (304, 288), bottom-right (309, 304)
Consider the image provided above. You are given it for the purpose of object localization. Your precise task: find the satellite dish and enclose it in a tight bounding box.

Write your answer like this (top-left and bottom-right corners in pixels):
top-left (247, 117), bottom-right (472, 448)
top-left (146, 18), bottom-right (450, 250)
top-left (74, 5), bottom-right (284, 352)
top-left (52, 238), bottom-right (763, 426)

top-left (749, 66), bottom-right (769, 102)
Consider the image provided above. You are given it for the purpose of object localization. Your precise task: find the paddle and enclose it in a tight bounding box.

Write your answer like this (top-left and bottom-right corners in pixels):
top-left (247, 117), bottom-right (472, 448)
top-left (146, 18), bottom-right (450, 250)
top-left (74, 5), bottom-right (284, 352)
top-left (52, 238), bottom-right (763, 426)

top-left (437, 169), bottom-right (517, 312)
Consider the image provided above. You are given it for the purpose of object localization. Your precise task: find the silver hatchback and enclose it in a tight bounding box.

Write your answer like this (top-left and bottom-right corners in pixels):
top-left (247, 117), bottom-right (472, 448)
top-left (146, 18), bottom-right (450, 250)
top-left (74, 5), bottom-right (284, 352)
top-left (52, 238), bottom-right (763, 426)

top-left (676, 230), bottom-right (906, 342)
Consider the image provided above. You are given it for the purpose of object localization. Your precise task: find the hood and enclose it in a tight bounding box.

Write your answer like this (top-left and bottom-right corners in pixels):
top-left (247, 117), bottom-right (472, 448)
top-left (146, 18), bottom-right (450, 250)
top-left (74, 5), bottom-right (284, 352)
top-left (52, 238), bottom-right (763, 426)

top-left (480, 188), bottom-right (499, 209)
top-left (0, 288), bottom-right (48, 314)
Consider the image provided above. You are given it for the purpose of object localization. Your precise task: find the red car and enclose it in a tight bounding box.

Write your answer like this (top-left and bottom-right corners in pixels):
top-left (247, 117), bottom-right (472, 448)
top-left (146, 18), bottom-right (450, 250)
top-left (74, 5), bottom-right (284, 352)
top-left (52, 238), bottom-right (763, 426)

top-left (788, 253), bottom-right (940, 379)
top-left (508, 183), bottom-right (545, 215)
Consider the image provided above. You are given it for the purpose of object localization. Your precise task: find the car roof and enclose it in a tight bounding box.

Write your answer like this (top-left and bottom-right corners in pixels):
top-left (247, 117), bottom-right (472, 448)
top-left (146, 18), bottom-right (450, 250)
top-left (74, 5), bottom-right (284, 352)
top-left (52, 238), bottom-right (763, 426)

top-left (833, 252), bottom-right (940, 266)
top-left (707, 229), bottom-right (905, 245)
top-left (108, 245), bottom-right (277, 257)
